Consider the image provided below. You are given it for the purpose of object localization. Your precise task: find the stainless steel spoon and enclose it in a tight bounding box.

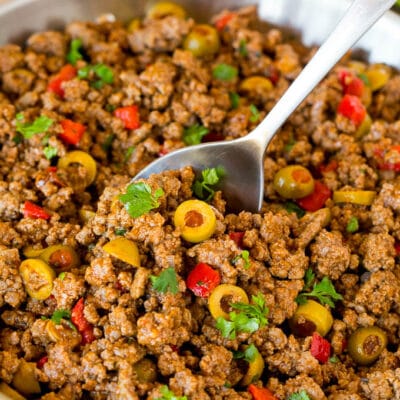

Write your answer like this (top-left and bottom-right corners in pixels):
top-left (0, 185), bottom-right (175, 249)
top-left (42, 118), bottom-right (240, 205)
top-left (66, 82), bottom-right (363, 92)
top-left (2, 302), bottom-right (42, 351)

top-left (134, 0), bottom-right (395, 213)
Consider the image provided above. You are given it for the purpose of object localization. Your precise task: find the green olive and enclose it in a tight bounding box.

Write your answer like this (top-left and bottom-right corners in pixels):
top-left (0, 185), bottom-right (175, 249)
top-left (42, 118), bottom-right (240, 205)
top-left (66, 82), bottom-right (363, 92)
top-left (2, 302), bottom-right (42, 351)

top-left (273, 165), bottom-right (315, 199)
top-left (348, 326), bottom-right (387, 365)
top-left (183, 24), bottom-right (220, 58)
top-left (133, 358), bottom-right (157, 383)
top-left (146, 2), bottom-right (186, 19)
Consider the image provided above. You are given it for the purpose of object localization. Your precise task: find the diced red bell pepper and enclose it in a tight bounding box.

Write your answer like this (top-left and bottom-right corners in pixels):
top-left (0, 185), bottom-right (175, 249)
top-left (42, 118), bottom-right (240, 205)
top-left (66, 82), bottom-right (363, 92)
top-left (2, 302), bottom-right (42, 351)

top-left (202, 132), bottom-right (224, 142)
top-left (338, 69), bottom-right (365, 97)
top-left (310, 332), bottom-right (331, 364)
top-left (297, 181), bottom-right (332, 212)
top-left (337, 94), bottom-right (366, 126)
top-left (114, 105), bottom-right (140, 130)
top-left (266, 65), bottom-right (280, 86)
top-left (395, 242), bottom-right (400, 256)
top-left (248, 384), bottom-right (278, 400)
top-left (229, 231), bottom-right (245, 248)
top-left (46, 166), bottom-right (58, 173)
top-left (71, 298), bottom-right (95, 344)
top-left (318, 160), bottom-right (339, 174)
top-left (47, 64), bottom-right (77, 98)
top-left (23, 201), bottom-right (51, 220)
top-left (374, 145), bottom-right (400, 172)
top-left (36, 356), bottom-right (48, 368)
top-left (59, 119), bottom-right (86, 145)
top-left (215, 12), bottom-right (235, 31)
top-left (186, 262), bottom-right (221, 297)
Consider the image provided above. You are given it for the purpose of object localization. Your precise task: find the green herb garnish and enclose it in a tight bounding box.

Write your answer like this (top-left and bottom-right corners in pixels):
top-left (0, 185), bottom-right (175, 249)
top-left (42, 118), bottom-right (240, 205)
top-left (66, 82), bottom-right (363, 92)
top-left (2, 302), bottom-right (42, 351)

top-left (212, 63), bottom-right (238, 81)
top-left (150, 267), bottom-right (179, 295)
top-left (346, 216), bottom-right (359, 233)
top-left (296, 269), bottom-right (343, 308)
top-left (102, 134), bottom-right (115, 152)
top-left (284, 132), bottom-right (296, 152)
top-left (78, 63), bottom-right (114, 89)
top-left (232, 343), bottom-right (258, 363)
top-left (193, 167), bottom-right (224, 201)
top-left (115, 228), bottom-right (126, 236)
top-left (329, 355), bottom-right (339, 363)
top-left (249, 104), bottom-right (260, 123)
top-left (288, 390), bottom-right (311, 400)
top-left (239, 39), bottom-right (248, 57)
top-left (58, 272), bottom-right (66, 281)
top-left (123, 146), bottom-right (135, 163)
top-left (154, 385), bottom-right (187, 400)
top-left (183, 124), bottom-right (209, 146)
top-left (15, 114), bottom-right (54, 139)
top-left (229, 92), bottom-right (240, 109)
top-left (283, 201), bottom-right (305, 218)
top-left (358, 73), bottom-right (370, 86)
top-left (67, 38), bottom-right (83, 65)
top-left (43, 146), bottom-right (58, 160)
top-left (50, 309), bottom-right (76, 331)
top-left (119, 182), bottom-right (164, 218)
top-left (232, 250), bottom-right (250, 269)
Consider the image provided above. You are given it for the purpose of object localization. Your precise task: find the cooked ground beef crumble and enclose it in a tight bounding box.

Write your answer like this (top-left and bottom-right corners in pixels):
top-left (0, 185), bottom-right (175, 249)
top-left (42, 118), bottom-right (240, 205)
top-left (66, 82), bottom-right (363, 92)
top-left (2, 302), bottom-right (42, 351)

top-left (1, 3), bottom-right (400, 400)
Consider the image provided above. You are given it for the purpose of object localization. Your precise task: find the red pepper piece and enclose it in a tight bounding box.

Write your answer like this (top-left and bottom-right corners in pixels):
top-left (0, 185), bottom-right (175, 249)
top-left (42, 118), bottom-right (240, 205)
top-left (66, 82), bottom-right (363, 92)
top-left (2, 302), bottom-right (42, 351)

top-left (47, 64), bottom-right (77, 98)
top-left (248, 384), bottom-right (278, 400)
top-left (395, 242), bottom-right (400, 256)
top-left (23, 201), bottom-right (51, 220)
top-left (229, 231), bottom-right (245, 248)
top-left (202, 132), bottom-right (224, 142)
top-left (36, 356), bottom-right (48, 369)
top-left (338, 69), bottom-right (365, 97)
top-left (310, 332), bottom-right (331, 364)
top-left (337, 94), bottom-right (366, 126)
top-left (266, 65), bottom-right (280, 86)
top-left (114, 105), bottom-right (140, 130)
top-left (297, 181), bottom-right (332, 212)
top-left (71, 298), bottom-right (95, 344)
top-left (215, 12), bottom-right (235, 31)
top-left (46, 166), bottom-right (58, 173)
top-left (318, 160), bottom-right (339, 174)
top-left (374, 145), bottom-right (400, 172)
top-left (59, 119), bottom-right (86, 145)
top-left (186, 262), bottom-right (221, 298)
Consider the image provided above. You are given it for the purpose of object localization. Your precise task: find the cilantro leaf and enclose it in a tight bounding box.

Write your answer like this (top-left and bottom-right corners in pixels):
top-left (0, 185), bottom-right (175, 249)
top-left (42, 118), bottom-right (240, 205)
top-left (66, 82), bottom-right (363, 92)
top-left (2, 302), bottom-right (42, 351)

top-left (102, 134), bottom-right (115, 152)
top-left (115, 228), bottom-right (126, 236)
top-left (15, 114), bottom-right (54, 139)
top-left (150, 267), bottom-right (179, 294)
top-left (78, 63), bottom-right (114, 89)
top-left (288, 390), bottom-right (311, 400)
top-left (123, 146), bottom-right (135, 163)
top-left (154, 385), bottom-right (187, 400)
top-left (193, 167), bottom-right (224, 201)
top-left (67, 38), bottom-right (84, 65)
top-left (232, 293), bottom-right (269, 328)
top-left (329, 355), bottom-right (339, 363)
top-left (119, 182), bottom-right (164, 218)
top-left (212, 63), bottom-right (238, 81)
top-left (284, 132), bottom-right (296, 152)
top-left (239, 39), bottom-right (248, 57)
top-left (43, 146), bottom-right (58, 160)
top-left (232, 250), bottom-right (250, 269)
top-left (283, 201), bottom-right (305, 218)
top-left (215, 317), bottom-right (236, 339)
top-left (50, 309), bottom-right (76, 331)
top-left (303, 268), bottom-right (315, 291)
top-left (229, 92), bottom-right (240, 109)
top-left (58, 272), bottom-right (66, 281)
top-left (346, 216), bottom-right (359, 233)
top-left (183, 124), bottom-right (209, 146)
top-left (232, 343), bottom-right (258, 363)
top-left (296, 274), bottom-right (343, 308)
top-left (249, 104), bottom-right (260, 123)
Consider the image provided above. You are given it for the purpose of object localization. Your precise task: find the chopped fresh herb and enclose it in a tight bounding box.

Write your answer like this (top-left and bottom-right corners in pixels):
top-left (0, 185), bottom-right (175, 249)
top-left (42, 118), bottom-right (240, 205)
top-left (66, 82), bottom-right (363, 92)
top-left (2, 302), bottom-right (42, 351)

top-left (150, 267), bottom-right (179, 295)
top-left (232, 250), bottom-right (250, 269)
top-left (239, 39), bottom-right (248, 57)
top-left (284, 132), bottom-right (296, 152)
top-left (58, 272), bottom-right (66, 281)
top-left (78, 63), bottom-right (114, 89)
top-left (123, 146), bottom-right (135, 163)
top-left (154, 385), bottom-right (187, 400)
top-left (102, 134), bottom-right (115, 152)
top-left (288, 390), bottom-right (311, 400)
top-left (212, 63), bottom-right (238, 81)
top-left (283, 201), bottom-right (306, 218)
top-left (358, 73), bottom-right (370, 86)
top-left (249, 104), bottom-right (260, 123)
top-left (296, 272), bottom-right (343, 308)
top-left (229, 92), bottom-right (240, 109)
top-left (67, 38), bottom-right (84, 65)
top-left (105, 104), bottom-right (117, 112)
top-left (193, 167), bottom-right (224, 201)
top-left (216, 293), bottom-right (269, 339)
top-left (41, 133), bottom-right (50, 145)
top-left (12, 134), bottom-right (22, 144)
top-left (346, 216), bottom-right (359, 233)
top-left (329, 355), bottom-right (339, 363)
top-left (115, 228), bottom-right (126, 236)
top-left (43, 146), bottom-right (58, 160)
top-left (15, 114), bottom-right (54, 139)
top-left (233, 343), bottom-right (258, 363)
top-left (183, 124), bottom-right (209, 146)
top-left (119, 182), bottom-right (164, 218)
top-left (223, 382), bottom-right (232, 388)
top-left (50, 309), bottom-right (76, 331)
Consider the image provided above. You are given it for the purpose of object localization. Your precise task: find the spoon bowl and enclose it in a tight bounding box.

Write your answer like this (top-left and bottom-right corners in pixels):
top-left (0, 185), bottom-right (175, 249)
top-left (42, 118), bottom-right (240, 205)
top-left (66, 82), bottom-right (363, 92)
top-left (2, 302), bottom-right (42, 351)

top-left (134, 0), bottom-right (395, 213)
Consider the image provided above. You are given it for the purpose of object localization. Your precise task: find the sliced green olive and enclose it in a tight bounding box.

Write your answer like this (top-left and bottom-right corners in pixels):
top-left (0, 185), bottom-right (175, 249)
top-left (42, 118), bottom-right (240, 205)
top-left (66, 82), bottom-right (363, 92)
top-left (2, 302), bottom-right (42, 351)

top-left (348, 326), bottom-right (387, 365)
top-left (133, 358), bottom-right (157, 383)
top-left (45, 320), bottom-right (81, 347)
top-left (39, 245), bottom-right (80, 272)
top-left (290, 299), bottom-right (333, 337)
top-left (146, 2), bottom-right (186, 19)
top-left (102, 237), bottom-right (141, 267)
top-left (183, 24), bottom-right (220, 58)
top-left (240, 345), bottom-right (265, 386)
top-left (12, 360), bottom-right (41, 395)
top-left (239, 76), bottom-right (273, 97)
top-left (174, 199), bottom-right (216, 243)
top-left (208, 284), bottom-right (249, 320)
top-left (273, 165), bottom-right (315, 199)
top-left (365, 64), bottom-right (391, 91)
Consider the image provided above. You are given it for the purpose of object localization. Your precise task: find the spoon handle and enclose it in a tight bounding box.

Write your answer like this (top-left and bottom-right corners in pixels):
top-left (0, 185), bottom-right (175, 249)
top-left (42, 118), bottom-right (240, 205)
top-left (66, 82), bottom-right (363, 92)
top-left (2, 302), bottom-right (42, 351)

top-left (248, 0), bottom-right (396, 149)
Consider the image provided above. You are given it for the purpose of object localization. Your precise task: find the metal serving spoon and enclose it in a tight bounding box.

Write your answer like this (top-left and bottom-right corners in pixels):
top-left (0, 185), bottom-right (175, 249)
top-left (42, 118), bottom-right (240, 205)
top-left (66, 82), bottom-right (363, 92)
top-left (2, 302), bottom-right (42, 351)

top-left (134, 0), bottom-right (395, 213)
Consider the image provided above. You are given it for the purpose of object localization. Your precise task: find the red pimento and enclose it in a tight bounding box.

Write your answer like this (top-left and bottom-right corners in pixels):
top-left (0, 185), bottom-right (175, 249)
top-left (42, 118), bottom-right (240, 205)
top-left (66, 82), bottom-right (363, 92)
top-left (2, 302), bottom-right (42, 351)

top-left (186, 262), bottom-right (221, 297)
top-left (266, 65), bottom-right (280, 86)
top-left (318, 160), bottom-right (339, 174)
top-left (23, 201), bottom-right (51, 220)
top-left (374, 145), bottom-right (400, 172)
top-left (71, 298), bottom-right (95, 345)
top-left (310, 332), bottom-right (331, 364)
top-left (59, 119), bottom-right (86, 145)
top-left (36, 356), bottom-right (48, 369)
top-left (47, 64), bottom-right (77, 98)
top-left (215, 12), bottom-right (235, 31)
top-left (46, 166), bottom-right (58, 173)
top-left (395, 242), bottom-right (400, 256)
top-left (248, 384), bottom-right (278, 400)
top-left (114, 105), bottom-right (140, 129)
top-left (338, 69), bottom-right (365, 97)
top-left (202, 132), bottom-right (224, 142)
top-left (337, 94), bottom-right (366, 126)
top-left (229, 231), bottom-right (245, 248)
top-left (297, 181), bottom-right (332, 212)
